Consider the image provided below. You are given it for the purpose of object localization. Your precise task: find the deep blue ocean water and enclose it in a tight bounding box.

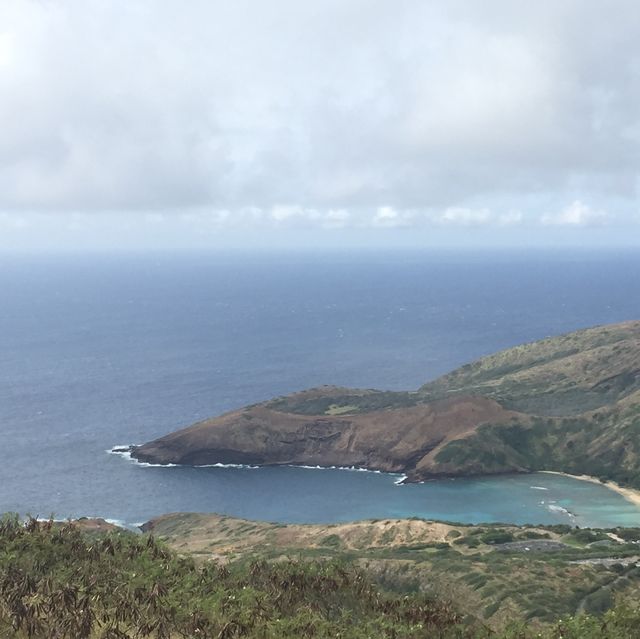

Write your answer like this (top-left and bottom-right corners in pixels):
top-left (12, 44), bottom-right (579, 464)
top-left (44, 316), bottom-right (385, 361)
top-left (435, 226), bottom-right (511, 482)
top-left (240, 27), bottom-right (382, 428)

top-left (2, 249), bottom-right (640, 528)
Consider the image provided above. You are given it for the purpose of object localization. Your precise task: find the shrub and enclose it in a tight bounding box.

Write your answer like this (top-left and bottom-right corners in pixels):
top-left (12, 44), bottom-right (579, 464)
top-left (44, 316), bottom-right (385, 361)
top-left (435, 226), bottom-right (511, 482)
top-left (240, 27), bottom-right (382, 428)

top-left (480, 530), bottom-right (515, 545)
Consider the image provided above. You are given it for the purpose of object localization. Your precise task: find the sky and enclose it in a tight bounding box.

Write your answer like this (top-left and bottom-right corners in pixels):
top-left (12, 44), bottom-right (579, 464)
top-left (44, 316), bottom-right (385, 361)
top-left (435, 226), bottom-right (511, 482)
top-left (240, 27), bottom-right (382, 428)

top-left (0, 0), bottom-right (639, 251)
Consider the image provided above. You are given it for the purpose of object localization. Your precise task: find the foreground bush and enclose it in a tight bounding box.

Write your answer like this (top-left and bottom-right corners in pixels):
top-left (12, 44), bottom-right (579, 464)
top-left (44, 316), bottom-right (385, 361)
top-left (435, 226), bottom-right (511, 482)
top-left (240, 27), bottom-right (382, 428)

top-left (2, 515), bottom-right (640, 638)
top-left (0, 515), bottom-right (468, 638)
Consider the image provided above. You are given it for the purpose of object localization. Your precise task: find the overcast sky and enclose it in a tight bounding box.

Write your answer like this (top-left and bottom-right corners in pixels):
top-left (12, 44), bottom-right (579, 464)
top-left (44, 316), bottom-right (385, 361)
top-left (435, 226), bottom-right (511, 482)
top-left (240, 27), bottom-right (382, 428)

top-left (1, 0), bottom-right (639, 251)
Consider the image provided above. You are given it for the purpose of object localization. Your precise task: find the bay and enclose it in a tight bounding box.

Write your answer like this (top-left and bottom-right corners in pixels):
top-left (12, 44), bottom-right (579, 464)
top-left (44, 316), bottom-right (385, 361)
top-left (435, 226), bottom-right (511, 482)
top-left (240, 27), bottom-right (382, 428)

top-left (2, 250), bottom-right (640, 528)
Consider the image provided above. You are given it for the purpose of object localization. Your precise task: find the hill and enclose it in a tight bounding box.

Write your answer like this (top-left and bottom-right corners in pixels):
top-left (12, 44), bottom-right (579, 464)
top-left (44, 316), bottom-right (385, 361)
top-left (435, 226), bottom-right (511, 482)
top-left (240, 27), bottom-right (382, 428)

top-left (0, 515), bottom-right (466, 638)
top-left (145, 511), bottom-right (640, 629)
top-left (130, 321), bottom-right (640, 487)
top-left (4, 513), bottom-right (640, 637)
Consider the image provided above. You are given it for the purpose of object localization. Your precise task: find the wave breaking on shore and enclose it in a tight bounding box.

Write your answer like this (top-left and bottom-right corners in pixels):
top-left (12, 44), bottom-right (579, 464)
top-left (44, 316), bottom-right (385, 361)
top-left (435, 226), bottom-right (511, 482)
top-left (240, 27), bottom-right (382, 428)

top-left (109, 446), bottom-right (405, 481)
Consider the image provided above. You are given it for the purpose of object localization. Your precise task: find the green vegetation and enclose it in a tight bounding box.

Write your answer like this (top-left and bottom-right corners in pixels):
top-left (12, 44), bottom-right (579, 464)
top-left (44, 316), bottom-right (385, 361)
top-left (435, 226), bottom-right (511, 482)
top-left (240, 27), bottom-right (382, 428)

top-left (0, 515), bottom-right (468, 638)
top-left (478, 530), bottom-right (515, 545)
top-left (419, 322), bottom-right (640, 416)
top-left (146, 513), bottom-right (640, 631)
top-left (280, 322), bottom-right (640, 421)
top-left (266, 389), bottom-right (420, 415)
top-left (433, 408), bottom-right (640, 488)
top-left (612, 527), bottom-right (640, 542)
top-left (3, 514), bottom-right (640, 638)
top-left (565, 529), bottom-right (610, 545)
top-left (416, 322), bottom-right (640, 485)
top-left (325, 404), bottom-right (359, 415)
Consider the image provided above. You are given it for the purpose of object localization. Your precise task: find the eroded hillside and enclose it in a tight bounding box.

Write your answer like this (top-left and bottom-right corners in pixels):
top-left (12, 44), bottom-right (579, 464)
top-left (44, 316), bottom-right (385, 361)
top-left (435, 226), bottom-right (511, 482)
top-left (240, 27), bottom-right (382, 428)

top-left (131, 321), bottom-right (640, 486)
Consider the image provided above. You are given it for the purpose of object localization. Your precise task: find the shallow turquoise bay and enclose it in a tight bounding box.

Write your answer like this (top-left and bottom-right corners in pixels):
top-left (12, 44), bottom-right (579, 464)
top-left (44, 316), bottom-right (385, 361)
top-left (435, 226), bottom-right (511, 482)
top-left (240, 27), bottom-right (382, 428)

top-left (93, 461), bottom-right (640, 528)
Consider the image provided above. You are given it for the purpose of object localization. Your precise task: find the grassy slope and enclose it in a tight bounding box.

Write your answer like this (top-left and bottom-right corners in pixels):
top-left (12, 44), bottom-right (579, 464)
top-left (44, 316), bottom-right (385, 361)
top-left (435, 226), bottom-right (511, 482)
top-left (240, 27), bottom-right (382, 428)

top-left (418, 322), bottom-right (640, 483)
top-left (265, 386), bottom-right (422, 414)
top-left (146, 512), bottom-right (640, 630)
top-left (429, 405), bottom-right (640, 484)
top-left (4, 514), bottom-right (640, 638)
top-left (0, 515), bottom-right (467, 639)
top-left (269, 322), bottom-right (640, 418)
top-left (419, 321), bottom-right (640, 414)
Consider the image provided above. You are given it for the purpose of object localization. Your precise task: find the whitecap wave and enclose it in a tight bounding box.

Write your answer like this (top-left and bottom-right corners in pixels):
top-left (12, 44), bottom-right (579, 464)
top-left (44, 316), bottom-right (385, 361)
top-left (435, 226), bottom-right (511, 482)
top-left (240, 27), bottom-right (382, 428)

top-left (135, 461), bottom-right (180, 468)
top-left (530, 486), bottom-right (549, 491)
top-left (35, 516), bottom-right (67, 523)
top-left (109, 446), bottom-right (179, 467)
top-left (289, 464), bottom-right (382, 473)
top-left (108, 446), bottom-right (138, 463)
top-left (104, 518), bottom-right (128, 527)
top-left (196, 462), bottom-right (260, 469)
top-left (83, 517), bottom-right (145, 532)
top-left (109, 446), bottom-right (398, 477)
top-left (101, 518), bottom-right (144, 532)
top-left (110, 446), bottom-right (260, 469)
top-left (547, 504), bottom-right (575, 518)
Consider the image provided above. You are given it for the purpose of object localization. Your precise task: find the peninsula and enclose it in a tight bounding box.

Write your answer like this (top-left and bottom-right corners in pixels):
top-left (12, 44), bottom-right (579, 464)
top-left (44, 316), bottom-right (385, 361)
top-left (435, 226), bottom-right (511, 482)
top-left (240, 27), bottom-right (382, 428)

top-left (130, 321), bottom-right (640, 487)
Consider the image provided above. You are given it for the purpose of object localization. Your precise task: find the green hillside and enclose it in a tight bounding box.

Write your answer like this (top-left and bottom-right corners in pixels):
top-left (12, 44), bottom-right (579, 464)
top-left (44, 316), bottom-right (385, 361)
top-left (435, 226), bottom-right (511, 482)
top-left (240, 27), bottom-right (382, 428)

top-left (147, 512), bottom-right (640, 630)
top-left (430, 405), bottom-right (640, 486)
top-left (3, 514), bottom-right (640, 638)
top-left (419, 321), bottom-right (640, 416)
top-left (0, 515), bottom-right (465, 639)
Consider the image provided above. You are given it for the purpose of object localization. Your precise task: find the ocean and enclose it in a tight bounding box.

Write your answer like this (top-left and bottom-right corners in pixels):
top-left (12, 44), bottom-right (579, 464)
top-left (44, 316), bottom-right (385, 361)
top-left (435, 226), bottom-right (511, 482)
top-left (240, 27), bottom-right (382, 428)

top-left (2, 249), bottom-right (640, 528)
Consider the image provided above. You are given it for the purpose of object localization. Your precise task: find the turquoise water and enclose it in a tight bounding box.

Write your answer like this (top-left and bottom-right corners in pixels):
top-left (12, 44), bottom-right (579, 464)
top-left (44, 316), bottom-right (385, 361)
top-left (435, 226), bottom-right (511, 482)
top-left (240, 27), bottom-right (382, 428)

top-left (3, 251), bottom-right (640, 528)
top-left (97, 457), bottom-right (640, 528)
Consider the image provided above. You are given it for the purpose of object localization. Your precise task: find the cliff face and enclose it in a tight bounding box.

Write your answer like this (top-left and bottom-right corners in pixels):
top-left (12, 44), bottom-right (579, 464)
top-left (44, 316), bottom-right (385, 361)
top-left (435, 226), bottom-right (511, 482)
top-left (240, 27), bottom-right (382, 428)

top-left (132, 395), bottom-right (520, 478)
top-left (131, 321), bottom-right (640, 485)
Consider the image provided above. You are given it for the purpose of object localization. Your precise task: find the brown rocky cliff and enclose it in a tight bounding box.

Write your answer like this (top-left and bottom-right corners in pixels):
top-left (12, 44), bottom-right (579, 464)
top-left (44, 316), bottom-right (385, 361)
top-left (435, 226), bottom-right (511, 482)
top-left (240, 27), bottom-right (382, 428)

top-left (131, 322), bottom-right (640, 482)
top-left (132, 396), bottom-right (518, 477)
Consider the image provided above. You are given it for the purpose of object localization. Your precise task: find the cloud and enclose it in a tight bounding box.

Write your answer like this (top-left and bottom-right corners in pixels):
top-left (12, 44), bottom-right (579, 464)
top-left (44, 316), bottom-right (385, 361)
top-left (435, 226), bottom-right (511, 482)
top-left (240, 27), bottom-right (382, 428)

top-left (323, 209), bottom-right (350, 229)
top-left (0, 212), bottom-right (29, 230)
top-left (0, 32), bottom-right (13, 68)
top-left (432, 207), bottom-right (492, 226)
top-left (497, 211), bottom-right (524, 226)
top-left (270, 206), bottom-right (309, 224)
top-left (540, 200), bottom-right (609, 226)
top-left (0, 1), bottom-right (639, 249)
top-left (372, 206), bottom-right (413, 228)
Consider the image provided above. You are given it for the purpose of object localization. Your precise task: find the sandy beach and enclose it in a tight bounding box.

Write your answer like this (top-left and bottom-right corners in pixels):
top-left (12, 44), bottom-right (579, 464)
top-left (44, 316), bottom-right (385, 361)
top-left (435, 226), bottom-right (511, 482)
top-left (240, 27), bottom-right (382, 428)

top-left (541, 471), bottom-right (640, 508)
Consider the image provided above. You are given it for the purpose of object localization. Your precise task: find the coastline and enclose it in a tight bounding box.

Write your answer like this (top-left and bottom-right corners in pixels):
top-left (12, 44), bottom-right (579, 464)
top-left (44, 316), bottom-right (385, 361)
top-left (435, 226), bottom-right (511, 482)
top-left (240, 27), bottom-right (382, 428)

top-left (111, 447), bottom-right (398, 475)
top-left (540, 471), bottom-right (640, 508)
top-left (113, 444), bottom-right (640, 508)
